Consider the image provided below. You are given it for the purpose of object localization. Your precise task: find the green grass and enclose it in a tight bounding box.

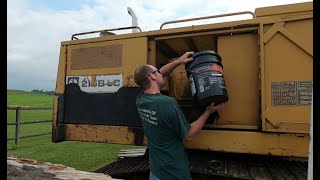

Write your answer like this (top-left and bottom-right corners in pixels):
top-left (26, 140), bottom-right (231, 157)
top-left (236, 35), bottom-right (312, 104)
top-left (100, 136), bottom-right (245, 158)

top-left (7, 89), bottom-right (54, 107)
top-left (7, 89), bottom-right (140, 171)
top-left (7, 137), bottom-right (138, 171)
top-left (7, 110), bottom-right (53, 138)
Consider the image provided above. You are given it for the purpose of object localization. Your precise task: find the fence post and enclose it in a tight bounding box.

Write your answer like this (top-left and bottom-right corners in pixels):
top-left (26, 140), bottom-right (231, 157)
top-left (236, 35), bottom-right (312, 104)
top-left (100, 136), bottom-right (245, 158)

top-left (15, 107), bottom-right (21, 145)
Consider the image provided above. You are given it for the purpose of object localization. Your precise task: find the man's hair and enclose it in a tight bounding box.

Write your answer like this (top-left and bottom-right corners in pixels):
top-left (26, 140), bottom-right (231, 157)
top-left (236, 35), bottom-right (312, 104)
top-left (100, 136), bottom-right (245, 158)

top-left (134, 65), bottom-right (153, 90)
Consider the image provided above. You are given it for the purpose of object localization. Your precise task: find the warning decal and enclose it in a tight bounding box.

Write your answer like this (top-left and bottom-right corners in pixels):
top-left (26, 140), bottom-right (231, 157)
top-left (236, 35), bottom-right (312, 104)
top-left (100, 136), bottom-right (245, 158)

top-left (271, 81), bottom-right (312, 106)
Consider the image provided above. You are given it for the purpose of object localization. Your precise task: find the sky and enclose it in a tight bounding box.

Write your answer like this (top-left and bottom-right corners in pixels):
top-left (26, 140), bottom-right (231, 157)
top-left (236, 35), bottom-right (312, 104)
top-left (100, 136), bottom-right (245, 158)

top-left (7, 0), bottom-right (312, 91)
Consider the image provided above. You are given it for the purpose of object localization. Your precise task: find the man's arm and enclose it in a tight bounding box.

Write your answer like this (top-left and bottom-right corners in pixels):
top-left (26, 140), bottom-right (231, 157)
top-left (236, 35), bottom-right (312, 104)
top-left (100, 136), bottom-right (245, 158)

top-left (159, 51), bottom-right (194, 77)
top-left (184, 103), bottom-right (225, 142)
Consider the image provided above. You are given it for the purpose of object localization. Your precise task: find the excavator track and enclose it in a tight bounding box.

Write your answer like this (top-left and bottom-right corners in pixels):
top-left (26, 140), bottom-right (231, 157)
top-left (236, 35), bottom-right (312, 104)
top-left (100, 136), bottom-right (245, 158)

top-left (95, 150), bottom-right (308, 180)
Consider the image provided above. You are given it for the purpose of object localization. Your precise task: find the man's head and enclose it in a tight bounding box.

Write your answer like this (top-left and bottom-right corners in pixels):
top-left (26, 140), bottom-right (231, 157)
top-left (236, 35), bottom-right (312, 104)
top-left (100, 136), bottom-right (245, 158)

top-left (134, 65), bottom-right (163, 90)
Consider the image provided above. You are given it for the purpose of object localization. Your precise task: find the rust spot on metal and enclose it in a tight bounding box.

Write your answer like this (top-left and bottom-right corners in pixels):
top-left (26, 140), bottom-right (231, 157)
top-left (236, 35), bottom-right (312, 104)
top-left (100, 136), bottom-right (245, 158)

top-left (91, 74), bottom-right (97, 87)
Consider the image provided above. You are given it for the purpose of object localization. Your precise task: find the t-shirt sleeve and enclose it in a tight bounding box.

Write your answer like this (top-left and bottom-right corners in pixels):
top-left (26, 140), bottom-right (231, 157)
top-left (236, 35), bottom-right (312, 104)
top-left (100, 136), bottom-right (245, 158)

top-left (168, 101), bottom-right (191, 139)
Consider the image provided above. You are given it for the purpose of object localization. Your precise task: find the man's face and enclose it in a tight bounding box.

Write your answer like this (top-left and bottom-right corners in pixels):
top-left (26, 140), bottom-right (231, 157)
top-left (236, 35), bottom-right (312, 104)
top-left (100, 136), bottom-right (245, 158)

top-left (148, 65), bottom-right (164, 88)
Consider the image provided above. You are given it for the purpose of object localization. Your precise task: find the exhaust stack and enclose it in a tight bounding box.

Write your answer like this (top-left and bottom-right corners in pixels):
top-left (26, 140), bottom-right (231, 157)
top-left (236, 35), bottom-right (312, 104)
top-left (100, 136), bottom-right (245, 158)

top-left (127, 7), bottom-right (139, 33)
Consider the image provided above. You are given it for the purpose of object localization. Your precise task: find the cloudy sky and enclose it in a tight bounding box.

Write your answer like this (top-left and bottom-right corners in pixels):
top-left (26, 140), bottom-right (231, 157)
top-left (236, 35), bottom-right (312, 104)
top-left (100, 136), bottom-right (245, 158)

top-left (7, 0), bottom-right (312, 91)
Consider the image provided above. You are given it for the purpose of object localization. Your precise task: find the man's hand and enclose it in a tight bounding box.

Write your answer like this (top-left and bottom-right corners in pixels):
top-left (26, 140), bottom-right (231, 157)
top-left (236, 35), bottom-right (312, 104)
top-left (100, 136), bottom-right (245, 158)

top-left (205, 102), bottom-right (226, 114)
top-left (184, 101), bottom-right (226, 142)
top-left (160, 51), bottom-right (194, 77)
top-left (177, 51), bottom-right (194, 64)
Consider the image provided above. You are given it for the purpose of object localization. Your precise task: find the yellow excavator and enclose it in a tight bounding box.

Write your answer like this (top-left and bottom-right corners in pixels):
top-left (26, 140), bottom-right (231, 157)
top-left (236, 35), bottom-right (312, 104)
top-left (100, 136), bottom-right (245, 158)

top-left (53, 2), bottom-right (313, 179)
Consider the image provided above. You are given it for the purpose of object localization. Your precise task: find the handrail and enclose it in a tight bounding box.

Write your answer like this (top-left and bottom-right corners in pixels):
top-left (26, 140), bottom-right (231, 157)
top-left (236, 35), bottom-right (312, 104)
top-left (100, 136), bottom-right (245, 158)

top-left (160, 11), bottom-right (255, 29)
top-left (7, 105), bottom-right (52, 110)
top-left (71, 26), bottom-right (142, 40)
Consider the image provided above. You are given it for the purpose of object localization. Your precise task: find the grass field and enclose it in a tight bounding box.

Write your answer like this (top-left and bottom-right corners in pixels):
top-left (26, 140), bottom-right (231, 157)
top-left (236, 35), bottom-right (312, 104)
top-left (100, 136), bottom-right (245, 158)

top-left (7, 89), bottom-right (140, 171)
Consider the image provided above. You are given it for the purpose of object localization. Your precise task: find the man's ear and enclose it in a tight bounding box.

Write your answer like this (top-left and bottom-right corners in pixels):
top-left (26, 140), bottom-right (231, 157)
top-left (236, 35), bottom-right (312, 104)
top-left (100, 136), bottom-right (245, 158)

top-left (150, 73), bottom-right (156, 80)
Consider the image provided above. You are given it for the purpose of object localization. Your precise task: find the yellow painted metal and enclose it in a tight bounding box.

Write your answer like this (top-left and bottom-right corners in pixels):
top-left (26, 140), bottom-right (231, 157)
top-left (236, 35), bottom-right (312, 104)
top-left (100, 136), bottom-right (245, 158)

top-left (154, 27), bottom-right (258, 41)
top-left (261, 16), bottom-right (312, 133)
top-left (169, 63), bottom-right (192, 101)
top-left (64, 124), bottom-right (147, 145)
top-left (63, 124), bottom-right (308, 157)
top-left (204, 124), bottom-right (258, 130)
top-left (147, 39), bottom-right (156, 65)
top-left (185, 130), bottom-right (309, 158)
top-left (161, 77), bottom-right (170, 92)
top-left (147, 2), bottom-right (312, 39)
top-left (61, 32), bottom-right (148, 46)
top-left (160, 11), bottom-right (255, 29)
top-left (217, 33), bottom-right (260, 128)
top-left (263, 21), bottom-right (313, 56)
top-left (155, 45), bottom-right (168, 67)
top-left (255, 2), bottom-right (313, 18)
top-left (259, 23), bottom-right (266, 132)
top-left (66, 37), bottom-right (148, 87)
top-left (55, 45), bottom-right (67, 94)
top-left (148, 26), bottom-right (194, 37)
top-left (165, 39), bottom-right (190, 55)
top-left (148, 18), bottom-right (262, 38)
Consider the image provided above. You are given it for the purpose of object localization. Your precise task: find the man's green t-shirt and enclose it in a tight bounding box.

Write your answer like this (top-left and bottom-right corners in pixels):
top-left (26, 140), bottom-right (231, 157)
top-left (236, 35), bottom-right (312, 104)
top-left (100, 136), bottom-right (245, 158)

top-left (136, 92), bottom-right (191, 180)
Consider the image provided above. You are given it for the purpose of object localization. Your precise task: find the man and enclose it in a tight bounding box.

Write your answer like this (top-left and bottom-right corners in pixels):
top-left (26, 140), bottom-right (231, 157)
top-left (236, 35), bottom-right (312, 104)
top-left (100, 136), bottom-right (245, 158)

top-left (134, 52), bottom-right (225, 180)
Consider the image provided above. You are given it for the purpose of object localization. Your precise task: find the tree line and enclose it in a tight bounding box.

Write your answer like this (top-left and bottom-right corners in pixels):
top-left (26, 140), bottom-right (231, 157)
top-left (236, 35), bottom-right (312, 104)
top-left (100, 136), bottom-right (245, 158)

top-left (31, 89), bottom-right (55, 95)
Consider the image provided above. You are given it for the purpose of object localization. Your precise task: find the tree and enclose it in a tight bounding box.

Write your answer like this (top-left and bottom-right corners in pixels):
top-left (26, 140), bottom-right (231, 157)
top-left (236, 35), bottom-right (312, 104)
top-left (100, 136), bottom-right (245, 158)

top-left (31, 89), bottom-right (55, 95)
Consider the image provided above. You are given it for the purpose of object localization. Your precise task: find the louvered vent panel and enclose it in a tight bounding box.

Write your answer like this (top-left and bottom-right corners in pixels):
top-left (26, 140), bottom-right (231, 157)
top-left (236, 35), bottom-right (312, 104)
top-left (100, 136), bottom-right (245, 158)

top-left (71, 44), bottom-right (123, 70)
